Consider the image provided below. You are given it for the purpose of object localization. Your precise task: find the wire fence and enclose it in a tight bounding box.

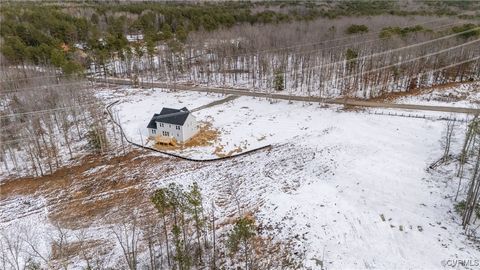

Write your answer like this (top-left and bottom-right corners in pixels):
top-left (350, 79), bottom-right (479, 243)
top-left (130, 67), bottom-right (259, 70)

top-left (369, 110), bottom-right (470, 122)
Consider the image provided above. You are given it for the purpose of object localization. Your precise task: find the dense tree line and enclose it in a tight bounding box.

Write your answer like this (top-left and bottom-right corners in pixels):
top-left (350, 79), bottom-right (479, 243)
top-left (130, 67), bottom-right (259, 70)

top-left (104, 21), bottom-right (480, 99)
top-left (1, 1), bottom-right (478, 74)
top-left (0, 6), bottom-right (88, 74)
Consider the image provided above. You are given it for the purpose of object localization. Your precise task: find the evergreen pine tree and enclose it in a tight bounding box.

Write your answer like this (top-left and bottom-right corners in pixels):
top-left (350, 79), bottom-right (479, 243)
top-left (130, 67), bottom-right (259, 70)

top-left (274, 71), bottom-right (284, 91)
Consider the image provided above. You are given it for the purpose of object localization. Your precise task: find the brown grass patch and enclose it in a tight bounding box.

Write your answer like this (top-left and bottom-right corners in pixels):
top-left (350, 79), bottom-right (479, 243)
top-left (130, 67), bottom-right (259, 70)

top-left (0, 154), bottom-right (99, 198)
top-left (0, 151), bottom-right (146, 198)
top-left (213, 145), bottom-right (243, 157)
top-left (338, 104), bottom-right (365, 112)
top-left (185, 122), bottom-right (220, 147)
top-left (152, 121), bottom-right (219, 151)
top-left (49, 187), bottom-right (146, 229)
top-left (1, 150), bottom-right (169, 229)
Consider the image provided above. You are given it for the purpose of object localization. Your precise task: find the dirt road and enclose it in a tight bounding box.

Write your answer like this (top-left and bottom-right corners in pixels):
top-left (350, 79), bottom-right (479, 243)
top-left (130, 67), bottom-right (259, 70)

top-left (94, 78), bottom-right (480, 114)
top-left (192, 95), bottom-right (239, 112)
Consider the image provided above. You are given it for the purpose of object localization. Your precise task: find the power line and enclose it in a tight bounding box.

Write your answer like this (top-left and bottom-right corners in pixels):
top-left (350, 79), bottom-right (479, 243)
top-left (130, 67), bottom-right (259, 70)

top-left (0, 81), bottom-right (91, 95)
top-left (277, 21), bottom-right (466, 58)
top-left (88, 23), bottom-right (480, 90)
top-left (317, 38), bottom-right (480, 88)
top-left (0, 18), bottom-right (450, 85)
top-left (265, 26), bottom-right (480, 80)
top-left (366, 56), bottom-right (480, 97)
top-left (0, 17), bottom-right (463, 86)
top-left (0, 137), bottom-right (33, 145)
top-left (2, 58), bottom-right (477, 144)
top-left (0, 102), bottom-right (101, 119)
top-left (188, 16), bottom-right (458, 61)
top-left (0, 74), bottom-right (85, 83)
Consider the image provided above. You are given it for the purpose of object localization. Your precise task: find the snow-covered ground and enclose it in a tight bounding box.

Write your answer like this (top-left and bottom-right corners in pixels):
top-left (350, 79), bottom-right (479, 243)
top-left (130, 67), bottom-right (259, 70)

top-left (2, 85), bottom-right (479, 269)
top-left (394, 82), bottom-right (480, 108)
top-left (100, 86), bottom-right (475, 158)
top-left (100, 86), bottom-right (480, 268)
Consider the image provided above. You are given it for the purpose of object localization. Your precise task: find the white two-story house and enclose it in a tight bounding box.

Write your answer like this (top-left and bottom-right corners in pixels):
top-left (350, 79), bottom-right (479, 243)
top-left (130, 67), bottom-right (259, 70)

top-left (147, 107), bottom-right (198, 143)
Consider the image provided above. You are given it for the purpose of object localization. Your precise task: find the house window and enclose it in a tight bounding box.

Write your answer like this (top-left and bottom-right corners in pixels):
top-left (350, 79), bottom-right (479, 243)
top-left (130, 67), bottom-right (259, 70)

top-left (152, 129), bottom-right (156, 134)
top-left (162, 131), bottom-right (169, 136)
top-left (176, 125), bottom-right (181, 130)
top-left (159, 123), bottom-right (164, 127)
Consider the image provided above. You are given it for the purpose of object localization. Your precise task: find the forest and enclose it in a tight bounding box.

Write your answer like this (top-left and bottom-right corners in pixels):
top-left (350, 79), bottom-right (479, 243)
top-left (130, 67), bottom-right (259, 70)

top-left (1, 1), bottom-right (480, 269)
top-left (0, 2), bottom-right (477, 68)
top-left (1, 1), bottom-right (479, 100)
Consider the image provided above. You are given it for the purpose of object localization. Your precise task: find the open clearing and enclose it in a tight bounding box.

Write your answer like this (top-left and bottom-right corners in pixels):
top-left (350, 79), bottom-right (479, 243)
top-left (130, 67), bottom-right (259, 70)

top-left (1, 86), bottom-right (479, 269)
top-left (391, 81), bottom-right (480, 108)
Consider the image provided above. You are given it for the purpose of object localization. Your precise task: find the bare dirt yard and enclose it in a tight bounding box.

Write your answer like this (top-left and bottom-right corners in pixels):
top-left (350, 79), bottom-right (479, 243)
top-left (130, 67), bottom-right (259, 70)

top-left (0, 150), bottom-right (176, 228)
top-left (151, 122), bottom-right (220, 152)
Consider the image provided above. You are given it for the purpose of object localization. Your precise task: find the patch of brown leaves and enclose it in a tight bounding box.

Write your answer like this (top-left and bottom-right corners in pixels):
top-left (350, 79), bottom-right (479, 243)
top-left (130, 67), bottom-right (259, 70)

top-left (152, 121), bottom-right (219, 151)
top-left (0, 150), bottom-right (169, 229)
top-left (213, 145), bottom-right (243, 158)
top-left (365, 81), bottom-right (478, 102)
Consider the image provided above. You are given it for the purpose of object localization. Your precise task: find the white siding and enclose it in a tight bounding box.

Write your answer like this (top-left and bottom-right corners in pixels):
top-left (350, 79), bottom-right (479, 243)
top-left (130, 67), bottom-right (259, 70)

top-left (148, 128), bottom-right (157, 136)
top-left (182, 114), bottom-right (198, 141)
top-left (148, 113), bottom-right (198, 143)
top-left (156, 121), bottom-right (183, 141)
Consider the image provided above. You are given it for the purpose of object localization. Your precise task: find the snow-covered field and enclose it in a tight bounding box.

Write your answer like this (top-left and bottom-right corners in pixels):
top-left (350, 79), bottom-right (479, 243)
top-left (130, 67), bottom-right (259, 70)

top-left (2, 85), bottom-right (479, 269)
top-left (102, 86), bottom-right (475, 158)
top-left (99, 86), bottom-right (480, 267)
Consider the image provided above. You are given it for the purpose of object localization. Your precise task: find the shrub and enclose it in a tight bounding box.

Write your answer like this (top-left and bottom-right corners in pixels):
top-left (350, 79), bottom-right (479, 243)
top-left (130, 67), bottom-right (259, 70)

top-left (379, 25), bottom-right (426, 38)
top-left (346, 48), bottom-right (358, 61)
top-left (452, 24), bottom-right (480, 39)
top-left (454, 200), bottom-right (466, 214)
top-left (227, 216), bottom-right (256, 254)
top-left (346, 24), bottom-right (369, 34)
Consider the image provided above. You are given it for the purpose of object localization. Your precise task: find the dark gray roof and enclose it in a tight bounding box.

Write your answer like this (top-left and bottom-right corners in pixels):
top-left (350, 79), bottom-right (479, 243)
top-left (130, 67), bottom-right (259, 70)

top-left (147, 107), bottom-right (190, 128)
top-left (147, 113), bottom-right (160, 129)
